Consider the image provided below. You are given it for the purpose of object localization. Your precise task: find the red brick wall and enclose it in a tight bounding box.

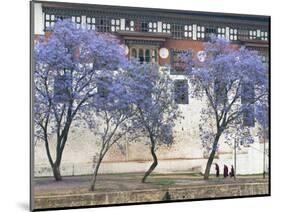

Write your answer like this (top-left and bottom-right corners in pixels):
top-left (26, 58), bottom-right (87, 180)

top-left (159, 39), bottom-right (205, 65)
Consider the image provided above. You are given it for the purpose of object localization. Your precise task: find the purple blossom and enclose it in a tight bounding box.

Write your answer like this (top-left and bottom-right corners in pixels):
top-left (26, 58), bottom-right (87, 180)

top-left (180, 36), bottom-right (268, 179)
top-left (34, 19), bottom-right (129, 180)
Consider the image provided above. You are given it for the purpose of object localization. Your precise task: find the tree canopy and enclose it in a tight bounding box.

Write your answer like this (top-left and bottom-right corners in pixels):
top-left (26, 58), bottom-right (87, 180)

top-left (180, 36), bottom-right (268, 179)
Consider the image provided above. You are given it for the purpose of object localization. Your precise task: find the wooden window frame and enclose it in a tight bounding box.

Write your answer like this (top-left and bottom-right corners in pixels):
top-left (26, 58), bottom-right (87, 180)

top-left (174, 80), bottom-right (189, 104)
top-left (111, 18), bottom-right (120, 32)
top-left (196, 25), bottom-right (205, 40)
top-left (148, 21), bottom-right (157, 32)
top-left (229, 27), bottom-right (238, 41)
top-left (129, 46), bottom-right (158, 64)
top-left (217, 27), bottom-right (226, 38)
top-left (249, 30), bottom-right (257, 40)
top-left (260, 31), bottom-right (268, 41)
top-left (241, 82), bottom-right (255, 127)
top-left (86, 16), bottom-right (96, 30)
top-left (171, 23), bottom-right (184, 39)
top-left (170, 49), bottom-right (192, 74)
top-left (184, 25), bottom-right (193, 39)
top-left (96, 17), bottom-right (110, 32)
top-left (162, 22), bottom-right (171, 33)
top-left (125, 19), bottom-right (135, 31)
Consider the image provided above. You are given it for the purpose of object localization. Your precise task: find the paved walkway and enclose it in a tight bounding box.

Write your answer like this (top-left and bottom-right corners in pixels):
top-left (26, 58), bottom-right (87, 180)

top-left (34, 173), bottom-right (268, 196)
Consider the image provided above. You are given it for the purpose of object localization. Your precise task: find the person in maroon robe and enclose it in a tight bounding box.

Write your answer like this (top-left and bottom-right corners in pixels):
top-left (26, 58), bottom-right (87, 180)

top-left (215, 163), bottom-right (220, 177)
top-left (223, 165), bottom-right (229, 178)
top-left (229, 165), bottom-right (235, 177)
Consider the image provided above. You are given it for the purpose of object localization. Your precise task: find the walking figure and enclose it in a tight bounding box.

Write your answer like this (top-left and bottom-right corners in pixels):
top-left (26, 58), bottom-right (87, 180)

top-left (223, 165), bottom-right (229, 178)
top-left (229, 165), bottom-right (235, 177)
top-left (215, 163), bottom-right (220, 177)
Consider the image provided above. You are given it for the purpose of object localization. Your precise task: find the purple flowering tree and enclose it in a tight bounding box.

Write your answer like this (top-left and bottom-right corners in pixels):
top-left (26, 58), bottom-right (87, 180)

top-left (256, 102), bottom-right (269, 138)
top-left (255, 101), bottom-right (269, 178)
top-left (81, 67), bottom-right (137, 191)
top-left (34, 19), bottom-right (127, 180)
top-left (180, 36), bottom-right (268, 179)
top-left (127, 61), bottom-right (182, 183)
top-left (83, 60), bottom-right (182, 189)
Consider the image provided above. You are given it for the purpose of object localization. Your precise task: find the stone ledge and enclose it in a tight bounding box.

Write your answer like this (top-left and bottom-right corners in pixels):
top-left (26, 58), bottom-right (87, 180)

top-left (34, 182), bottom-right (269, 210)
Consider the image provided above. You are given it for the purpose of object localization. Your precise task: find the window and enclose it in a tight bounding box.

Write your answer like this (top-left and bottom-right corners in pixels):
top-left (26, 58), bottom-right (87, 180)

top-left (45, 14), bottom-right (82, 31)
top-left (131, 48), bottom-right (137, 58)
top-left (130, 48), bottom-right (157, 63)
top-left (217, 27), bottom-right (226, 38)
top-left (172, 24), bottom-right (184, 39)
top-left (261, 54), bottom-right (269, 64)
top-left (71, 16), bottom-right (81, 29)
top-left (229, 28), bottom-right (238, 40)
top-left (206, 27), bottom-right (216, 34)
top-left (241, 82), bottom-right (255, 127)
top-left (261, 55), bottom-right (266, 63)
top-left (125, 20), bottom-right (134, 31)
top-left (54, 70), bottom-right (72, 103)
top-left (151, 49), bottom-right (157, 63)
top-left (162, 23), bottom-right (171, 33)
top-left (145, 49), bottom-right (150, 63)
top-left (249, 30), bottom-right (257, 40)
top-left (196, 25), bottom-right (205, 40)
top-left (238, 28), bottom-right (248, 40)
top-left (111, 19), bottom-right (120, 32)
top-left (86, 16), bottom-right (96, 30)
top-left (205, 27), bottom-right (216, 39)
top-left (256, 30), bottom-right (268, 41)
top-left (44, 14), bottom-right (71, 30)
top-left (139, 49), bottom-right (144, 63)
top-left (243, 105), bottom-right (255, 127)
top-left (261, 31), bottom-right (268, 41)
top-left (184, 25), bottom-right (193, 39)
top-left (214, 79), bottom-right (227, 105)
top-left (148, 22), bottom-right (157, 32)
top-left (141, 21), bottom-right (149, 32)
top-left (170, 49), bottom-right (192, 74)
top-left (96, 17), bottom-right (110, 32)
top-left (174, 80), bottom-right (189, 104)
top-left (45, 14), bottom-right (56, 29)
top-left (97, 77), bottom-right (110, 98)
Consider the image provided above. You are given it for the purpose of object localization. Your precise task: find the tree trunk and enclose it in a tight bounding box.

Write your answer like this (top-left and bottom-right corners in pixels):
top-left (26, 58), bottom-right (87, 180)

top-left (234, 138), bottom-right (237, 180)
top-left (142, 142), bottom-right (158, 183)
top-left (203, 134), bottom-right (220, 180)
top-left (52, 163), bottom-right (62, 181)
top-left (263, 128), bottom-right (266, 179)
top-left (52, 124), bottom-right (71, 181)
top-left (90, 157), bottom-right (103, 191)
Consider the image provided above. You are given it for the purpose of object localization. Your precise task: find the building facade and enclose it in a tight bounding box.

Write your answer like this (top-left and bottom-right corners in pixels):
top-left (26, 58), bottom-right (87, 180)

top-left (33, 2), bottom-right (269, 177)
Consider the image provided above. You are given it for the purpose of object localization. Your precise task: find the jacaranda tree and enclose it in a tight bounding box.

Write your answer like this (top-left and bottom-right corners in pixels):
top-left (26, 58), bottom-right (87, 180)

top-left (81, 67), bottom-right (136, 191)
top-left (34, 19), bottom-right (128, 180)
top-left (180, 36), bottom-right (268, 179)
top-left (255, 100), bottom-right (269, 178)
top-left (127, 61), bottom-right (182, 183)
top-left (255, 101), bottom-right (269, 139)
top-left (83, 59), bottom-right (181, 189)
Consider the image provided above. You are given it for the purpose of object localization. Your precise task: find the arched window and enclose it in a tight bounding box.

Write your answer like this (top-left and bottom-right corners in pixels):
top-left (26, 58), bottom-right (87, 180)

top-left (131, 48), bottom-right (137, 58)
top-left (152, 49), bottom-right (157, 63)
top-left (145, 49), bottom-right (150, 63)
top-left (129, 47), bottom-right (158, 64)
top-left (139, 49), bottom-right (144, 64)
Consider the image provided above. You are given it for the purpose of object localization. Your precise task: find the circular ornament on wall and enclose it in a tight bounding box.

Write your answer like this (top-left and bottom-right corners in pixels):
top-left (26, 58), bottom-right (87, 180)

top-left (197, 51), bottom-right (207, 62)
top-left (159, 48), bottom-right (169, 59)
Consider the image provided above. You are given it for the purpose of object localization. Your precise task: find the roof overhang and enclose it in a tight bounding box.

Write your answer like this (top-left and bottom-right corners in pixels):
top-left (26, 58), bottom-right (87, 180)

top-left (240, 39), bottom-right (269, 48)
top-left (117, 31), bottom-right (171, 46)
top-left (117, 31), bottom-right (171, 40)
